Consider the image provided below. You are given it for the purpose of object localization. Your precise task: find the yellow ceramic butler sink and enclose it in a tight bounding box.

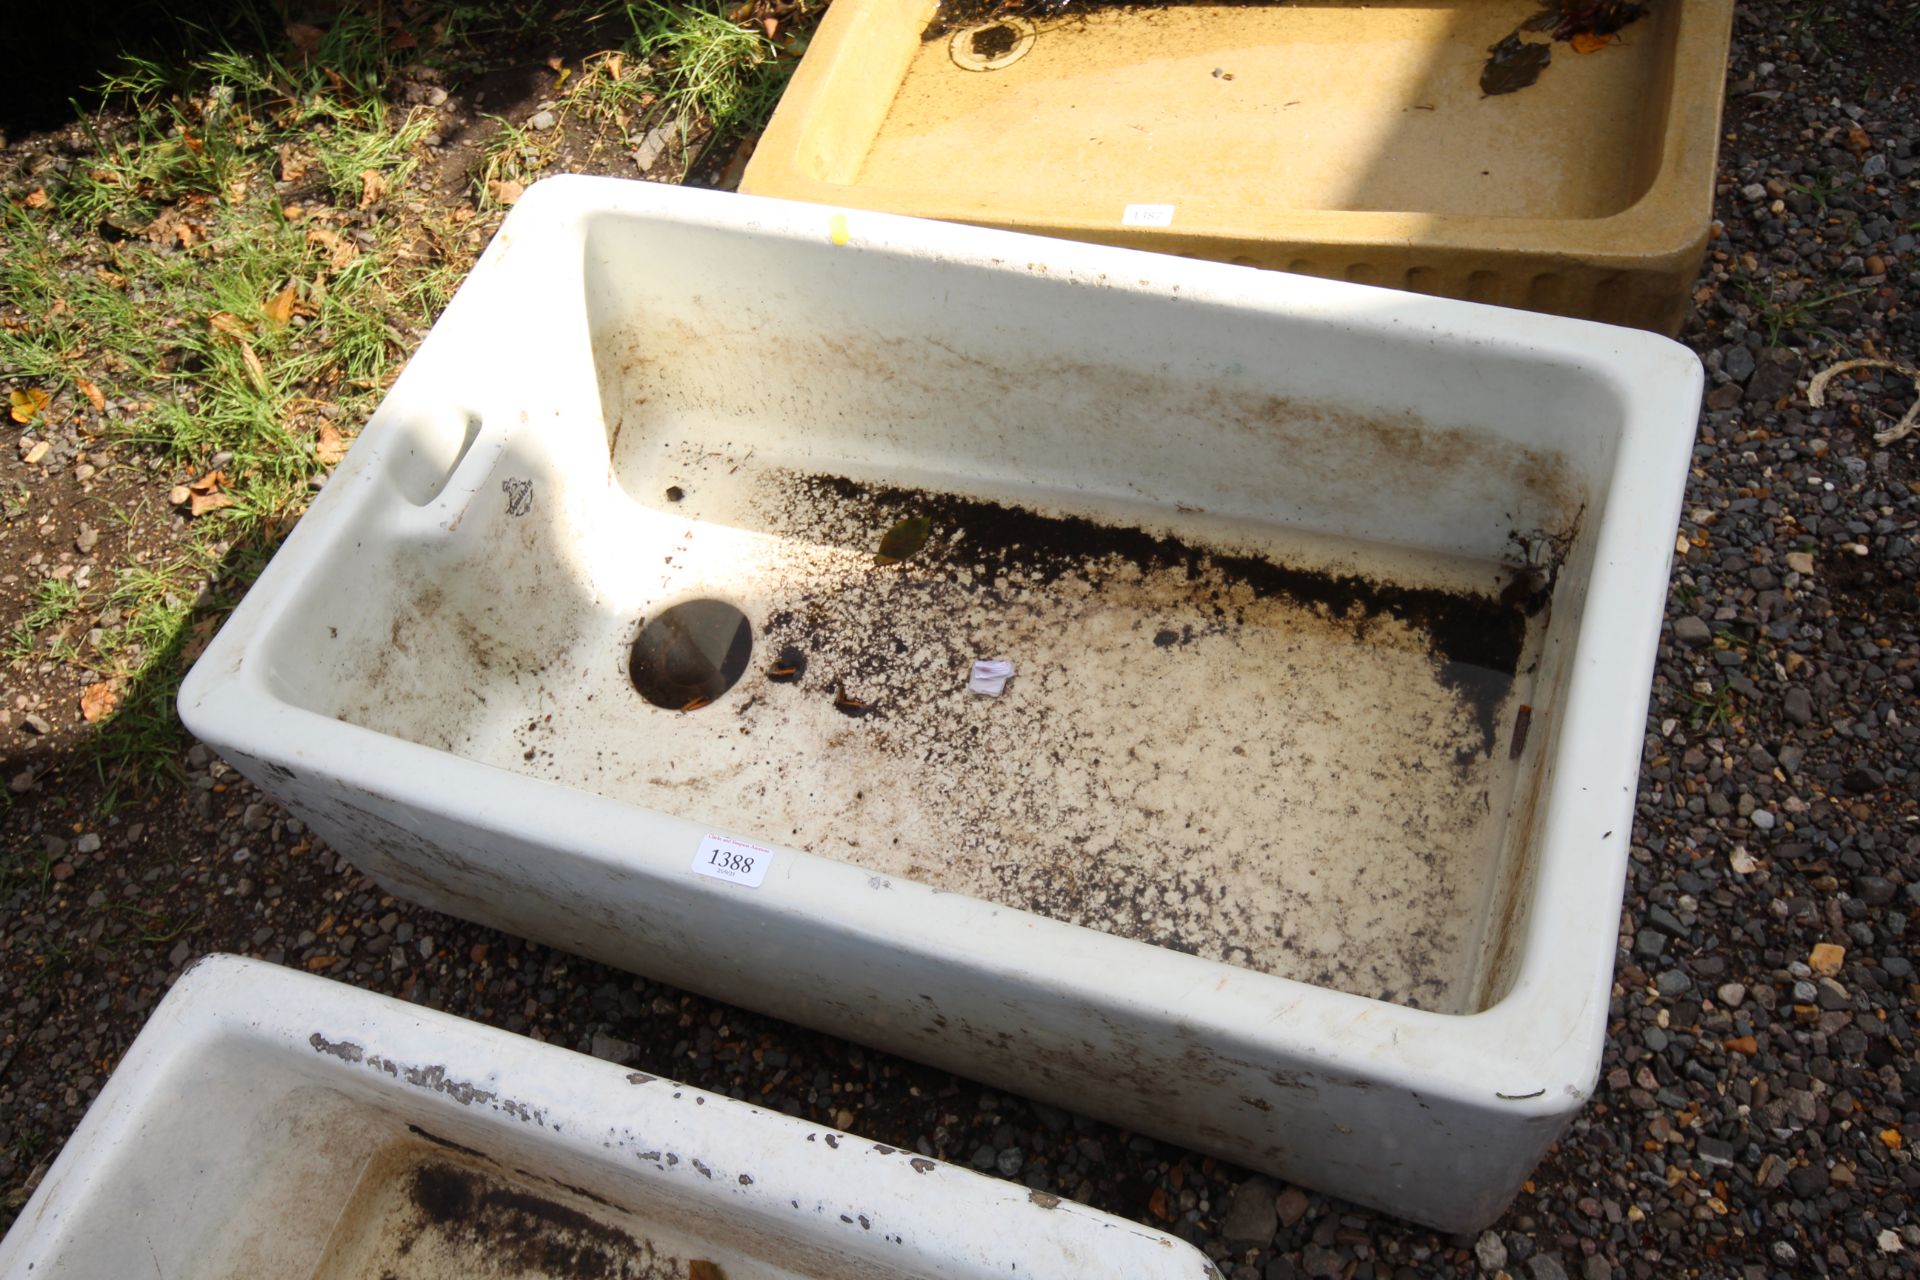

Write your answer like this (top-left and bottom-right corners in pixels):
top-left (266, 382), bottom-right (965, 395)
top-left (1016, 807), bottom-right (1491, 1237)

top-left (742, 0), bottom-right (1734, 333)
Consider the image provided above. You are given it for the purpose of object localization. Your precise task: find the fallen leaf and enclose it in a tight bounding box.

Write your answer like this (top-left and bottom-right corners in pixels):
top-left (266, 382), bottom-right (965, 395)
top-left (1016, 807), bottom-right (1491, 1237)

top-left (875, 514), bottom-right (932, 564)
top-left (604, 52), bottom-right (625, 80)
top-left (688, 1263), bottom-right (725, 1280)
top-left (179, 615), bottom-right (219, 668)
top-left (286, 22), bottom-right (325, 57)
top-left (208, 311), bottom-right (252, 339)
top-left (1148, 1187), bottom-right (1171, 1221)
top-left (389, 28), bottom-right (418, 50)
top-left (314, 422), bottom-right (348, 465)
top-left (358, 167), bottom-right (387, 209)
top-left (9, 387), bottom-right (50, 423)
top-left (79, 681), bottom-right (121, 723)
top-left (1846, 125), bottom-right (1872, 154)
top-left (1481, 32), bottom-right (1552, 95)
top-left (238, 339), bottom-right (268, 393)
top-left (23, 187), bottom-right (48, 208)
top-left (225, 176), bottom-right (248, 204)
top-left (265, 284), bottom-right (298, 328)
top-left (277, 143), bottom-right (310, 182)
top-left (186, 469), bottom-right (236, 517)
top-left (487, 178), bottom-right (525, 207)
top-left (306, 226), bottom-right (358, 270)
top-left (75, 377), bottom-right (105, 411)
top-left (1570, 30), bottom-right (1609, 53)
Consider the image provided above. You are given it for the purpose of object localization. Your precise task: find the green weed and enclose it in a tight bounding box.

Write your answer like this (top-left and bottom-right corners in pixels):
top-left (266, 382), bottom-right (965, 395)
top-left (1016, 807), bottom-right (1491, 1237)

top-left (624, 2), bottom-right (795, 140)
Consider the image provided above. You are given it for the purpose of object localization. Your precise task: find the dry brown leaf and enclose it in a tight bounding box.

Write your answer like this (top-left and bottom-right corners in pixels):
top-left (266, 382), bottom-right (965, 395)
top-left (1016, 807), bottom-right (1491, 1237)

top-left (1847, 125), bottom-right (1873, 154)
top-left (95, 266), bottom-right (128, 289)
top-left (186, 470), bottom-right (235, 517)
top-left (688, 1263), bottom-right (725, 1280)
top-left (1570, 30), bottom-right (1609, 53)
top-left (604, 52), bottom-right (625, 80)
top-left (9, 387), bottom-right (50, 423)
top-left (238, 339), bottom-right (268, 392)
top-left (179, 616), bottom-right (219, 669)
top-left (79, 681), bottom-right (122, 723)
top-left (278, 143), bottom-right (310, 183)
top-left (75, 377), bottom-right (105, 411)
top-left (314, 422), bottom-right (349, 466)
top-left (286, 22), bottom-right (325, 57)
top-left (23, 187), bottom-right (48, 208)
top-left (306, 226), bottom-right (358, 270)
top-left (358, 168), bottom-right (387, 209)
top-left (487, 178), bottom-right (525, 207)
top-left (264, 284), bottom-right (298, 328)
top-left (208, 311), bottom-right (252, 339)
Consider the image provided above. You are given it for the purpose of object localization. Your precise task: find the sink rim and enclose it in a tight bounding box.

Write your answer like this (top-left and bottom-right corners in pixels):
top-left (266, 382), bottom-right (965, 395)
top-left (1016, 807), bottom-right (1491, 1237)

top-left (178, 177), bottom-right (1702, 1221)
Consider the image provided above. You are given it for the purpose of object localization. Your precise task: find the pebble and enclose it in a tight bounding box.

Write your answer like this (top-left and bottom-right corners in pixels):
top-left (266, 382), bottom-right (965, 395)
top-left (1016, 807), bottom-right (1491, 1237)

top-left (1221, 1176), bottom-right (1280, 1251)
top-left (1473, 1231), bottom-right (1506, 1271)
top-left (1672, 616), bottom-right (1711, 647)
top-left (528, 109), bottom-right (557, 130)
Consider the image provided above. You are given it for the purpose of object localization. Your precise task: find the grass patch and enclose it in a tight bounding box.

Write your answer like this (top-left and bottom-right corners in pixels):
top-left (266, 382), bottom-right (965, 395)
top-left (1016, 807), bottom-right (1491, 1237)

top-left (4, 580), bottom-right (87, 664)
top-left (623, 2), bottom-right (797, 140)
top-left (2, 27), bottom-right (461, 792)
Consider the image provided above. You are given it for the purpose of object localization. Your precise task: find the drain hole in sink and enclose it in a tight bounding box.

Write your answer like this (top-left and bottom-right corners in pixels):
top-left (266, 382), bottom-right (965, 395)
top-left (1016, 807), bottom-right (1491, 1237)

top-left (949, 16), bottom-right (1034, 70)
top-left (629, 600), bottom-right (753, 711)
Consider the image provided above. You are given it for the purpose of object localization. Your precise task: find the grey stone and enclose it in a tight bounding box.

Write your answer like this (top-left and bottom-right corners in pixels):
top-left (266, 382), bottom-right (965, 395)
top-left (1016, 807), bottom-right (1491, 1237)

top-left (1656, 969), bottom-right (1693, 997)
top-left (1474, 1232), bottom-right (1508, 1272)
top-left (1696, 1135), bottom-right (1736, 1167)
top-left (1530, 1255), bottom-right (1570, 1280)
top-left (1783, 686), bottom-right (1813, 725)
top-left (1856, 876), bottom-right (1895, 906)
top-left (632, 121), bottom-right (682, 172)
top-left (1788, 1162), bottom-right (1829, 1197)
top-left (589, 1032), bottom-right (636, 1064)
top-left (1673, 616), bottom-right (1713, 648)
top-left (1646, 904), bottom-right (1688, 938)
top-left (1221, 1176), bottom-right (1280, 1251)
top-left (1723, 345), bottom-right (1756, 381)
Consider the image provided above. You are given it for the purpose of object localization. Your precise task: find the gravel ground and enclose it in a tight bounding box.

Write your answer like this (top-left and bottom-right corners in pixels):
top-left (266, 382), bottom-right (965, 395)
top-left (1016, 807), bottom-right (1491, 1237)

top-left (5, 2), bottom-right (1920, 1275)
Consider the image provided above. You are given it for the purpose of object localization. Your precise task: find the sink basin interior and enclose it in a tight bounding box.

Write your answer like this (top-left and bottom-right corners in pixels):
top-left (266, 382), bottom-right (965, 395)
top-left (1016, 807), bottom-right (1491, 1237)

top-left (312, 1143), bottom-right (716, 1280)
top-left (794, 0), bottom-right (1682, 221)
top-left (263, 212), bottom-right (1621, 1016)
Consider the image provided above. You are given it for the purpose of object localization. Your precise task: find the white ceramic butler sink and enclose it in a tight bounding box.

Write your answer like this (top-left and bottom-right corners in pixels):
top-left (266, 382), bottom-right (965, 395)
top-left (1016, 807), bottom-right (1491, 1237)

top-left (0, 956), bottom-right (1213, 1277)
top-left (178, 176), bottom-right (1702, 1231)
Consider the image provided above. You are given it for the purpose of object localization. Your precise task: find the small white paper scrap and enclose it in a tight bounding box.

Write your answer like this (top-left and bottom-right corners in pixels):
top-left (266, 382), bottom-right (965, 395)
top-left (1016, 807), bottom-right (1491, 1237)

top-left (969, 659), bottom-right (1015, 697)
top-left (692, 833), bottom-right (771, 888)
top-left (1121, 203), bottom-right (1176, 227)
